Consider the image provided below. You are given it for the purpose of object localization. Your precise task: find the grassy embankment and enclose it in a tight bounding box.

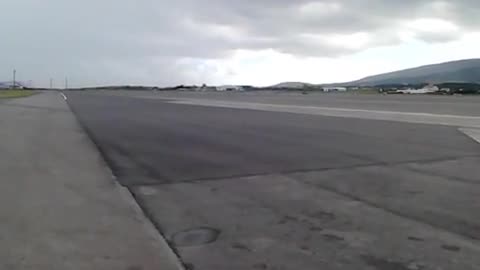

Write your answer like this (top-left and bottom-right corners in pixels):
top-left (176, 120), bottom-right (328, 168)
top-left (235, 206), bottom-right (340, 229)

top-left (0, 90), bottom-right (34, 99)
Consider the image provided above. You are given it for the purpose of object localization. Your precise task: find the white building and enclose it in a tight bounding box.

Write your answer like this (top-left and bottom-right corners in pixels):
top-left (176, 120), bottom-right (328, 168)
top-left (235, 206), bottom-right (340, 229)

top-left (216, 85), bottom-right (244, 91)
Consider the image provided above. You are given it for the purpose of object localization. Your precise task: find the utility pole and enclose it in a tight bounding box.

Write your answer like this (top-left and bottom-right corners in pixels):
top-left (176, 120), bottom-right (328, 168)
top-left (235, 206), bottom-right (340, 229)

top-left (65, 77), bottom-right (68, 89)
top-left (50, 78), bottom-right (53, 89)
top-left (12, 69), bottom-right (16, 89)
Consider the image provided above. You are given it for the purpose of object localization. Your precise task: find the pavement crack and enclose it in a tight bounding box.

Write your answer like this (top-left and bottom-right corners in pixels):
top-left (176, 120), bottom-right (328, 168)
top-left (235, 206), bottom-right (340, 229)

top-left (298, 178), bottom-right (480, 242)
top-left (405, 166), bottom-right (480, 185)
top-left (126, 154), bottom-right (480, 188)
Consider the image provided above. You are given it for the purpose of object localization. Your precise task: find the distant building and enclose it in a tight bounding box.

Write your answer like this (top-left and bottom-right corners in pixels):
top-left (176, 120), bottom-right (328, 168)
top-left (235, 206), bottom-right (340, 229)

top-left (216, 85), bottom-right (244, 91)
top-left (198, 85), bottom-right (216, 91)
top-left (0, 81), bottom-right (24, 89)
top-left (323, 87), bottom-right (347, 92)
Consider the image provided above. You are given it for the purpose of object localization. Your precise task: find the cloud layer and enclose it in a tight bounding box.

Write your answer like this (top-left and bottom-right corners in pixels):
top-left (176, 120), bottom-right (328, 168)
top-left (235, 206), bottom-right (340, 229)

top-left (1, 0), bottom-right (479, 87)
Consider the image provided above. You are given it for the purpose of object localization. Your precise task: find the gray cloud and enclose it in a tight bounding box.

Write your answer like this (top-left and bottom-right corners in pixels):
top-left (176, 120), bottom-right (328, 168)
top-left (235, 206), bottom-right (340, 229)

top-left (414, 31), bottom-right (462, 43)
top-left (1, 0), bottom-right (479, 87)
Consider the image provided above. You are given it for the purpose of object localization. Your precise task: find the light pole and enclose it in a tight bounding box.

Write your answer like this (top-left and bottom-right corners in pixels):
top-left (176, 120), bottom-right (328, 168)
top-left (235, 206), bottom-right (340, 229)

top-left (12, 69), bottom-right (16, 89)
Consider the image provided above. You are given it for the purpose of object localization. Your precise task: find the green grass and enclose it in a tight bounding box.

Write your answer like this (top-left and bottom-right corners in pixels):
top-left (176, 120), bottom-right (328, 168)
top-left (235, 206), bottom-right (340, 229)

top-left (0, 90), bottom-right (34, 99)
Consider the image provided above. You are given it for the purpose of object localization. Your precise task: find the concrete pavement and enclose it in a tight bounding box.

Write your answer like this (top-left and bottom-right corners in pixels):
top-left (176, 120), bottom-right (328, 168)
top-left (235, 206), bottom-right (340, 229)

top-left (66, 91), bottom-right (480, 270)
top-left (0, 92), bottom-right (182, 270)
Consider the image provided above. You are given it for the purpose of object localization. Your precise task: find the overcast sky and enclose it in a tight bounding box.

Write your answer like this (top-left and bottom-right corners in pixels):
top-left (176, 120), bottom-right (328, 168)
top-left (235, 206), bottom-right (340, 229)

top-left (1, 0), bottom-right (479, 87)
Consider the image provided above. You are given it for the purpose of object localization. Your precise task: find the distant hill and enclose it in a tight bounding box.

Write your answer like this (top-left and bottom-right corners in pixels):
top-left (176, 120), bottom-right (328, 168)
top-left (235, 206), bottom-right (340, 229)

top-left (271, 82), bottom-right (314, 89)
top-left (349, 59), bottom-right (480, 86)
top-left (272, 59), bottom-right (480, 88)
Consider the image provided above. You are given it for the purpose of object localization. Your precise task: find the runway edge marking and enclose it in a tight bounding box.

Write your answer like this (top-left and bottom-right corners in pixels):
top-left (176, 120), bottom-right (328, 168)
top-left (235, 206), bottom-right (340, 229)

top-left (459, 128), bottom-right (480, 144)
top-left (167, 99), bottom-right (480, 128)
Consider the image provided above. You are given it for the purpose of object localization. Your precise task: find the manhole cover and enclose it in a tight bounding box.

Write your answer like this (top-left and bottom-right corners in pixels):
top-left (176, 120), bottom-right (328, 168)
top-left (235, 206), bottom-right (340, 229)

top-left (171, 227), bottom-right (220, 247)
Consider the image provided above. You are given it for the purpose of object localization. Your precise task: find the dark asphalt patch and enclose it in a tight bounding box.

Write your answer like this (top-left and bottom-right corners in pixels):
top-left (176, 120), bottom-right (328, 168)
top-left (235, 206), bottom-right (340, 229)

top-left (65, 92), bottom-right (480, 186)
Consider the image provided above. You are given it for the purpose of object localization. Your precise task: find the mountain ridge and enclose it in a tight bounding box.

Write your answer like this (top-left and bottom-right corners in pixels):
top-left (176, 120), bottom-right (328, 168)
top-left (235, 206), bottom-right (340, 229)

top-left (272, 58), bottom-right (480, 88)
top-left (349, 58), bottom-right (480, 86)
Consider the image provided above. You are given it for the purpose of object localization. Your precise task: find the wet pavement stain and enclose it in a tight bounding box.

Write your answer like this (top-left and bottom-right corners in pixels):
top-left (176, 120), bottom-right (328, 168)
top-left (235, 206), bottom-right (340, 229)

top-left (361, 255), bottom-right (424, 270)
top-left (252, 263), bottom-right (268, 269)
top-left (322, 233), bottom-right (344, 242)
top-left (306, 210), bottom-right (335, 221)
top-left (184, 262), bottom-right (195, 270)
top-left (309, 226), bottom-right (324, 232)
top-left (407, 236), bottom-right (425, 242)
top-left (441, 245), bottom-right (461, 252)
top-left (231, 242), bottom-right (252, 252)
top-left (299, 244), bottom-right (310, 251)
top-left (277, 215), bottom-right (298, 224)
top-left (171, 227), bottom-right (220, 247)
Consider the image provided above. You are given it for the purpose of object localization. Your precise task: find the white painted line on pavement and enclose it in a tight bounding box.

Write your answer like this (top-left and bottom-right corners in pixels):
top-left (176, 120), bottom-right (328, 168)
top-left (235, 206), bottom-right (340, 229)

top-left (61, 93), bottom-right (67, 100)
top-left (170, 99), bottom-right (480, 119)
top-left (167, 99), bottom-right (480, 129)
top-left (459, 128), bottom-right (480, 144)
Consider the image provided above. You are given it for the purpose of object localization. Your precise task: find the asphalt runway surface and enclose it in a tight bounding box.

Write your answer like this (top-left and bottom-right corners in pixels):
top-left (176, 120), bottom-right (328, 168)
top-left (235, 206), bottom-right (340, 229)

top-left (99, 90), bottom-right (480, 116)
top-left (66, 91), bottom-right (480, 270)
